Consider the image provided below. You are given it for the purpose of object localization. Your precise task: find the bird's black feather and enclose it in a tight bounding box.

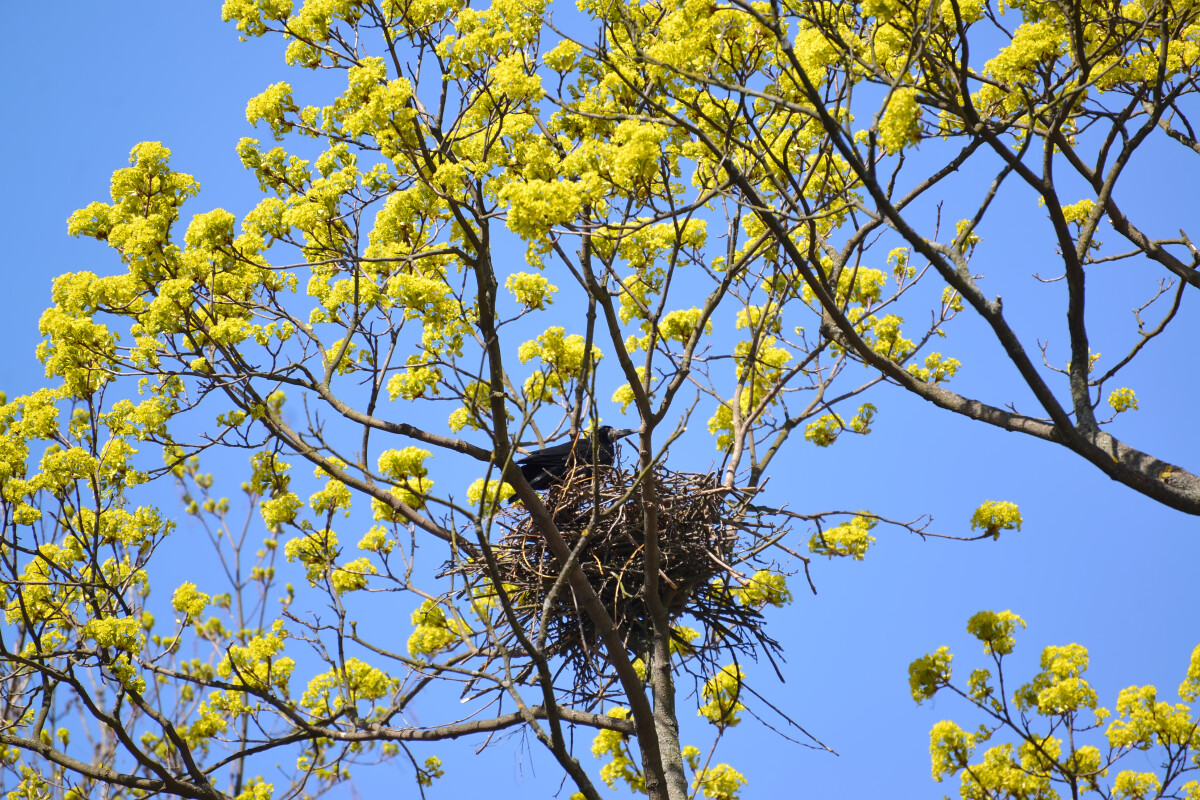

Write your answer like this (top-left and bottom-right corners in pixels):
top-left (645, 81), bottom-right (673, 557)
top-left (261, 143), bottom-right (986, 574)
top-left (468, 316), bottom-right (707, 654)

top-left (517, 426), bottom-right (635, 489)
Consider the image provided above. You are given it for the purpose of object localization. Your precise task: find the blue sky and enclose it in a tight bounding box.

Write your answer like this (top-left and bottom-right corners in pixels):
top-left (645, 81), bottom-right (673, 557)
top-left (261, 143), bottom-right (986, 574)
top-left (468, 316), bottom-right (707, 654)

top-left (1, 3), bottom-right (1197, 798)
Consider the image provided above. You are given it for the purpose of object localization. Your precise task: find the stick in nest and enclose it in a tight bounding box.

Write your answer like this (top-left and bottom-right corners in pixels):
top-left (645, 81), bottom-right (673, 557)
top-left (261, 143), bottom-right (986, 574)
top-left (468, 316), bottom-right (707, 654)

top-left (450, 463), bottom-right (781, 688)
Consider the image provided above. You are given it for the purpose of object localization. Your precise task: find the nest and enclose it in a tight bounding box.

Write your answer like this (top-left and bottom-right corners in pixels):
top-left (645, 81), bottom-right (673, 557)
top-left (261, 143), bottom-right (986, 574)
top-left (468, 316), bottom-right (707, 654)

top-left (454, 463), bottom-right (778, 684)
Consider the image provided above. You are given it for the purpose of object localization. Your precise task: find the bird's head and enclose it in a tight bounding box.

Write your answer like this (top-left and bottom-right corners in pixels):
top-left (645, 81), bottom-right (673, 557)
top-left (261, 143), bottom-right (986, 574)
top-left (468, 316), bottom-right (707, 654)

top-left (598, 425), bottom-right (638, 442)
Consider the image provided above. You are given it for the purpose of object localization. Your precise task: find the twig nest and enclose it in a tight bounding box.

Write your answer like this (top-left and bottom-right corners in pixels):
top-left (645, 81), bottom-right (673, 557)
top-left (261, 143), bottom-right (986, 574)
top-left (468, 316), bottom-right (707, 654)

top-left (459, 464), bottom-right (771, 683)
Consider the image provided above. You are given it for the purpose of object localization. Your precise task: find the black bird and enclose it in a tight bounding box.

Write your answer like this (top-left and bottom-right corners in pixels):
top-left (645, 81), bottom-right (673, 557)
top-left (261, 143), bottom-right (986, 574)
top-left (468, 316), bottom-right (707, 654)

top-left (517, 426), bottom-right (637, 490)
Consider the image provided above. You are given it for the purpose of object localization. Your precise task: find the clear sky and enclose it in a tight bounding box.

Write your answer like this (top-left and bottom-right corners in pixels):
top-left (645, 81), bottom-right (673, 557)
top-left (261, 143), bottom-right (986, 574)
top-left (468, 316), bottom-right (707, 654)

top-left (1, 4), bottom-right (1196, 798)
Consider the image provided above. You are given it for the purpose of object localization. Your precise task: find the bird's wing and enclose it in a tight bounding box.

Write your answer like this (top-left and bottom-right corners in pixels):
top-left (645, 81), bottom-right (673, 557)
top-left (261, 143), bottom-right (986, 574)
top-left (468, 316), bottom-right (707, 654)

top-left (516, 440), bottom-right (576, 469)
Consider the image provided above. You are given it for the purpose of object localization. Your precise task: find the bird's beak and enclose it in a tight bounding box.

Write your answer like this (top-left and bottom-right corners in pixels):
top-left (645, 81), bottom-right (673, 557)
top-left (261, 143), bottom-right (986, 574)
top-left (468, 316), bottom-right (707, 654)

top-left (611, 428), bottom-right (638, 440)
